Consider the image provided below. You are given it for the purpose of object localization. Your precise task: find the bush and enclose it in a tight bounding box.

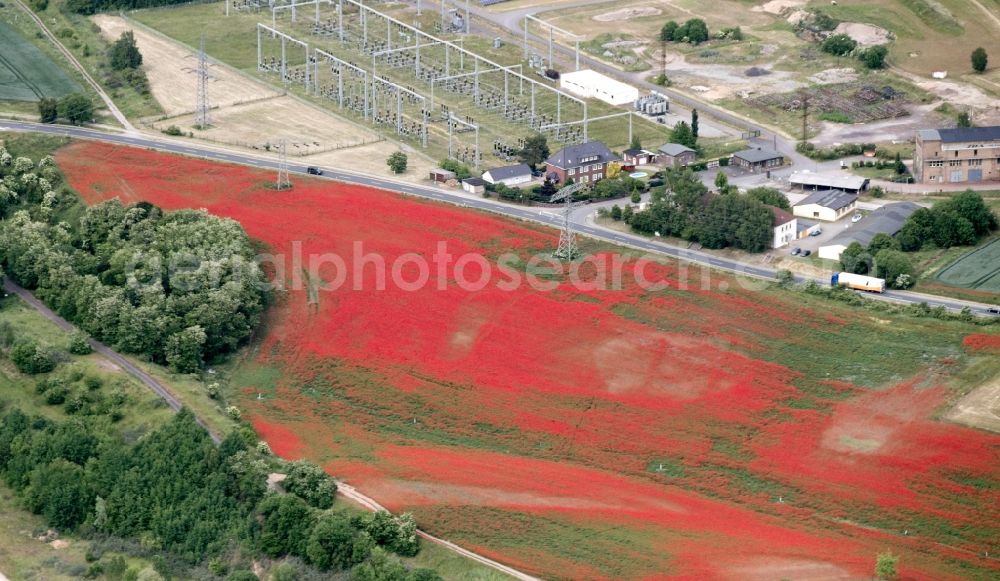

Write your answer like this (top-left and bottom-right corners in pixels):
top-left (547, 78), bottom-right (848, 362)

top-left (387, 151), bottom-right (407, 174)
top-left (821, 34), bottom-right (857, 56)
top-left (283, 460), bottom-right (337, 509)
top-left (11, 340), bottom-right (56, 374)
top-left (38, 98), bottom-right (58, 124)
top-left (860, 45), bottom-right (888, 69)
top-left (68, 330), bottom-right (92, 355)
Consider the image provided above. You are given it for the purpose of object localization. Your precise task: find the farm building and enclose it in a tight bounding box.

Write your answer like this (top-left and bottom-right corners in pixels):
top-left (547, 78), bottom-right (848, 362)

top-left (482, 163), bottom-right (532, 186)
top-left (657, 143), bottom-right (696, 168)
top-left (789, 171), bottom-right (869, 194)
top-left (622, 149), bottom-right (656, 166)
top-left (430, 168), bottom-right (456, 183)
top-left (770, 206), bottom-right (798, 249)
top-left (793, 189), bottom-right (858, 222)
top-left (544, 141), bottom-right (619, 185)
top-left (731, 148), bottom-right (784, 172)
top-left (559, 69), bottom-right (640, 106)
top-left (914, 126), bottom-right (1000, 184)
top-left (818, 202), bottom-right (921, 260)
top-left (462, 177), bottom-right (486, 194)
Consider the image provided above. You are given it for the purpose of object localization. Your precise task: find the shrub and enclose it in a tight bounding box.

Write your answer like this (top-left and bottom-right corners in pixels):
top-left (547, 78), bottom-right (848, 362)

top-left (68, 330), bottom-right (92, 355)
top-left (11, 340), bottom-right (56, 374)
top-left (162, 125), bottom-right (183, 136)
top-left (821, 34), bottom-right (857, 56)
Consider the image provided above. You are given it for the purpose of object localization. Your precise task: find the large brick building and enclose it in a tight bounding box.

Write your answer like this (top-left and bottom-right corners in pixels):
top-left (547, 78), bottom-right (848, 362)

top-left (544, 141), bottom-right (619, 185)
top-left (914, 126), bottom-right (1000, 184)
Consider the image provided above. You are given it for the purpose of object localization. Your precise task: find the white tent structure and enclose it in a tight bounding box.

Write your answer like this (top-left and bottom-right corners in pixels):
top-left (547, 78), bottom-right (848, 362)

top-left (559, 69), bottom-right (639, 106)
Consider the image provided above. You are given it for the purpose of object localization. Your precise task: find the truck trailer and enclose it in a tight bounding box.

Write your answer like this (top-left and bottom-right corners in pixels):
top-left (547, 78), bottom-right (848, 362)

top-left (831, 272), bottom-right (886, 293)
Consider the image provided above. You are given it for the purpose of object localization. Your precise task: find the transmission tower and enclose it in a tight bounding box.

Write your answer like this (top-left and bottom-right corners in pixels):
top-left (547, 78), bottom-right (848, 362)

top-left (551, 182), bottom-right (585, 260)
top-left (196, 36), bottom-right (211, 129)
top-left (276, 139), bottom-right (292, 190)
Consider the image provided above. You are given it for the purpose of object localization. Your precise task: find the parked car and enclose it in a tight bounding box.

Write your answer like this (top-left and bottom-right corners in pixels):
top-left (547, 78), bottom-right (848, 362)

top-left (801, 249), bottom-right (812, 257)
top-left (851, 213), bottom-right (863, 223)
top-left (809, 229), bottom-right (822, 237)
top-left (987, 306), bottom-right (1000, 315)
top-left (790, 247), bottom-right (801, 256)
top-left (306, 167), bottom-right (323, 175)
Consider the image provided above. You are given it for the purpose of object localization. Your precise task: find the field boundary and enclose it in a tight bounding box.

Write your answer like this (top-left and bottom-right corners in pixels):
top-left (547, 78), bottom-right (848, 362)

top-left (11, 0), bottom-right (133, 130)
top-left (935, 237), bottom-right (1000, 291)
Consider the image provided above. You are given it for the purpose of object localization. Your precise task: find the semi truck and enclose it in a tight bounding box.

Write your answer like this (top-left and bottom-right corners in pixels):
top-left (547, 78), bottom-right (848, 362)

top-left (831, 272), bottom-right (886, 293)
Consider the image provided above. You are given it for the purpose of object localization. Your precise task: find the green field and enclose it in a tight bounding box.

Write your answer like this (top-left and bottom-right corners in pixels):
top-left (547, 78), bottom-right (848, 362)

top-left (936, 237), bottom-right (1000, 292)
top-left (0, 20), bottom-right (80, 102)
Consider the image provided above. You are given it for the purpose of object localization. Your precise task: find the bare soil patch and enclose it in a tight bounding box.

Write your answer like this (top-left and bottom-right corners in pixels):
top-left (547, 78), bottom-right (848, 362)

top-left (92, 15), bottom-right (279, 117)
top-left (152, 96), bottom-right (380, 154)
top-left (593, 6), bottom-right (662, 22)
top-left (833, 23), bottom-right (892, 47)
top-left (723, 557), bottom-right (853, 581)
top-left (945, 375), bottom-right (1000, 433)
top-left (752, 0), bottom-right (806, 16)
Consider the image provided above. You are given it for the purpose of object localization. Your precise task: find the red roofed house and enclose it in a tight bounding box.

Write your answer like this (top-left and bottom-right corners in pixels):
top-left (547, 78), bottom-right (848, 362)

top-left (770, 206), bottom-right (798, 249)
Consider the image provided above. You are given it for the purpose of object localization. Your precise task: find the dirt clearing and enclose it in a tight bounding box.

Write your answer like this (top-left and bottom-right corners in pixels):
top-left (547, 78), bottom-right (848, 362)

top-left (945, 375), bottom-right (1000, 433)
top-left (834, 23), bottom-right (892, 47)
top-left (593, 7), bottom-right (662, 22)
top-left (92, 15), bottom-right (279, 117)
top-left (151, 96), bottom-right (381, 154)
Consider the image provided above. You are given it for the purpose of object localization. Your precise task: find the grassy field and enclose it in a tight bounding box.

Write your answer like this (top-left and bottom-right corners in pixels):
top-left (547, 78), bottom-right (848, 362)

top-left (935, 237), bottom-right (1000, 293)
top-left (0, 20), bottom-right (80, 102)
top-left (1, 0), bottom-right (163, 121)
top-left (815, 0), bottom-right (1000, 79)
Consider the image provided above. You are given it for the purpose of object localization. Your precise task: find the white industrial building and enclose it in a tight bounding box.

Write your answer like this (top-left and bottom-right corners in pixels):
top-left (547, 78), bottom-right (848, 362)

top-left (793, 189), bottom-right (858, 222)
top-left (559, 69), bottom-right (639, 106)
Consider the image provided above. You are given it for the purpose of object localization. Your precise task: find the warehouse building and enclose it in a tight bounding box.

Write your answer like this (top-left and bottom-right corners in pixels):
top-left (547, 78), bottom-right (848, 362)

top-left (559, 69), bottom-right (640, 106)
top-left (818, 202), bottom-right (921, 260)
top-left (789, 171), bottom-right (869, 194)
top-left (792, 189), bottom-right (858, 222)
top-left (914, 126), bottom-right (1000, 184)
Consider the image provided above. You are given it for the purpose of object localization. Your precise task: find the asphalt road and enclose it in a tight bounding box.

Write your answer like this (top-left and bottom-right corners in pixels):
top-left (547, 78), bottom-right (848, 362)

top-left (1, 119), bottom-right (995, 316)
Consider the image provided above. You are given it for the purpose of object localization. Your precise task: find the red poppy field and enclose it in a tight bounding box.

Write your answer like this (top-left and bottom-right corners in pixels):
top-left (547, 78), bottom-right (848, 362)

top-left (57, 141), bottom-right (1000, 580)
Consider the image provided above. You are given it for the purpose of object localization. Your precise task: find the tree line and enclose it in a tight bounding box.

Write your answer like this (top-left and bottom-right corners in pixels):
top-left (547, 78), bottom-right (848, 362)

top-left (0, 407), bottom-right (441, 580)
top-left (625, 169), bottom-right (777, 253)
top-left (0, 145), bottom-right (267, 372)
top-left (840, 191), bottom-right (997, 289)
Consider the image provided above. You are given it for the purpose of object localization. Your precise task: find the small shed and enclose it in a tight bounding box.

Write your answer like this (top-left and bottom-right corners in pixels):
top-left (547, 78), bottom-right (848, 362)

top-left (430, 168), bottom-right (457, 183)
top-left (622, 149), bottom-right (656, 167)
top-left (462, 177), bottom-right (486, 194)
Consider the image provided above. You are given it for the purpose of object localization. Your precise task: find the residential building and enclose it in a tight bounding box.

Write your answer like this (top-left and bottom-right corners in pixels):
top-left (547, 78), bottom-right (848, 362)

top-left (657, 143), bottom-right (696, 168)
top-left (544, 141), bottom-right (619, 185)
top-left (622, 149), bottom-right (656, 167)
top-left (482, 163), bottom-right (532, 186)
top-left (792, 189), bottom-right (858, 222)
top-left (914, 126), bottom-right (1000, 184)
top-left (770, 206), bottom-right (798, 249)
top-left (731, 148), bottom-right (784, 172)
top-left (818, 202), bottom-right (921, 260)
top-left (559, 69), bottom-right (640, 105)
top-left (789, 171), bottom-right (869, 194)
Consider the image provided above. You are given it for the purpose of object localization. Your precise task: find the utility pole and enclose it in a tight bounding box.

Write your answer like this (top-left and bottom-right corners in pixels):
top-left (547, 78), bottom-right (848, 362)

top-left (195, 36), bottom-right (212, 129)
top-left (276, 139), bottom-right (292, 190)
top-left (800, 90), bottom-right (809, 143)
